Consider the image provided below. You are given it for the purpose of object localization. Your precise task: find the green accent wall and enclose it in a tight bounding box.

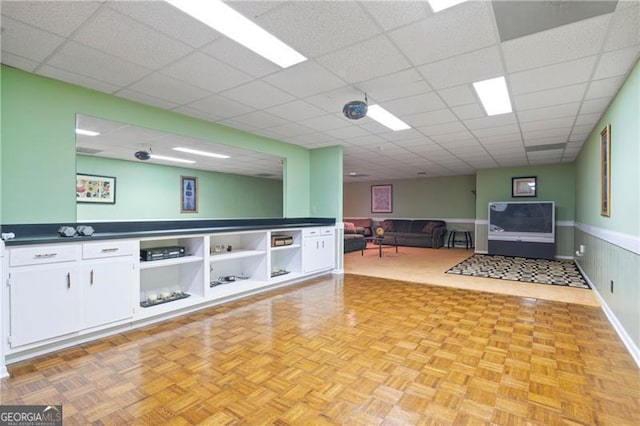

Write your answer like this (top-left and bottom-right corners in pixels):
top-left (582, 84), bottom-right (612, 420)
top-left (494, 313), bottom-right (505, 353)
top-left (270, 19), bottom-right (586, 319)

top-left (310, 146), bottom-right (343, 221)
top-left (574, 60), bottom-right (639, 351)
top-left (77, 155), bottom-right (282, 221)
top-left (576, 61), bottom-right (639, 235)
top-left (1, 66), bottom-right (313, 224)
top-left (343, 175), bottom-right (476, 219)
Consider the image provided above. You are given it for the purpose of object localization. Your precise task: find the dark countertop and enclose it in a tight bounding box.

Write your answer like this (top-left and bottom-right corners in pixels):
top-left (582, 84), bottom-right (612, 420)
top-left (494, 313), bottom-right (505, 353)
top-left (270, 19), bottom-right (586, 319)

top-left (1, 218), bottom-right (336, 246)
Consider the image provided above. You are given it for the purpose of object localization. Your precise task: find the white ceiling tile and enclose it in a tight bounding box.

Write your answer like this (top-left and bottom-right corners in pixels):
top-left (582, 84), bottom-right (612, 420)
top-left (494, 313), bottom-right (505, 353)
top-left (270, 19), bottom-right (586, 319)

top-left (263, 101), bottom-right (327, 122)
top-left (604, 4), bottom-right (640, 51)
top-left (172, 106), bottom-right (223, 123)
top-left (220, 80), bottom-right (295, 109)
top-left (437, 85), bottom-right (476, 107)
top-left (430, 131), bottom-right (475, 144)
top-left (287, 132), bottom-right (339, 146)
top-left (357, 120), bottom-right (396, 135)
top-left (0, 16), bottom-right (65, 61)
top-left (514, 84), bottom-right (587, 110)
top-left (47, 41), bottom-right (151, 87)
top-left (477, 132), bottom-right (523, 145)
top-left (186, 95), bottom-right (255, 118)
top-left (389, 2), bottom-right (496, 65)
top-left (262, 61), bottom-right (345, 98)
top-left (39, 65), bottom-right (120, 94)
top-left (0, 51), bottom-right (39, 71)
top-left (451, 104), bottom-right (485, 119)
top-left (522, 126), bottom-right (571, 141)
top-left (317, 35), bottom-right (411, 83)
top-left (255, 1), bottom-right (380, 57)
top-left (116, 89), bottom-right (179, 110)
top-left (391, 137), bottom-right (435, 148)
top-left (403, 109), bottom-right (458, 128)
top-left (419, 46), bottom-right (504, 89)
top-left (383, 92), bottom-right (446, 116)
top-left (503, 14), bottom-right (610, 73)
top-left (360, 1), bottom-right (429, 31)
top-left (416, 121), bottom-right (467, 136)
top-left (378, 128), bottom-right (430, 143)
top-left (127, 73), bottom-right (209, 105)
top-left (580, 97), bottom-right (610, 115)
top-left (108, 1), bottom-right (220, 48)
top-left (585, 76), bottom-right (626, 99)
top-left (228, 111), bottom-right (288, 130)
top-left (161, 52), bottom-right (252, 93)
top-left (517, 103), bottom-right (581, 123)
top-left (472, 124), bottom-right (520, 138)
top-left (305, 87), bottom-right (361, 113)
top-left (299, 114), bottom-right (351, 132)
top-left (2, 1), bottom-right (101, 37)
top-left (263, 122), bottom-right (315, 138)
top-left (508, 56), bottom-right (597, 95)
top-left (73, 7), bottom-right (191, 69)
top-left (357, 69), bottom-right (432, 102)
top-left (520, 117), bottom-right (576, 133)
top-left (344, 134), bottom-right (388, 147)
top-left (213, 117), bottom-right (259, 133)
top-left (326, 126), bottom-right (371, 140)
top-left (486, 145), bottom-right (525, 155)
top-left (464, 113), bottom-right (517, 130)
top-left (574, 113), bottom-right (601, 127)
top-left (201, 38), bottom-right (280, 78)
top-left (593, 46), bottom-right (640, 79)
top-left (527, 149), bottom-right (563, 160)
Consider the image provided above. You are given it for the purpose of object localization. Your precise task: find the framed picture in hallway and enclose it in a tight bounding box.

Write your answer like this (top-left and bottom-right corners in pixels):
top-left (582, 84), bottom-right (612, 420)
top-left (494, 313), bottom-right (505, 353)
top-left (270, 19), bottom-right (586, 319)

top-left (181, 176), bottom-right (198, 213)
top-left (76, 173), bottom-right (116, 204)
top-left (600, 124), bottom-right (611, 217)
top-left (371, 184), bottom-right (393, 213)
top-left (512, 176), bottom-right (537, 197)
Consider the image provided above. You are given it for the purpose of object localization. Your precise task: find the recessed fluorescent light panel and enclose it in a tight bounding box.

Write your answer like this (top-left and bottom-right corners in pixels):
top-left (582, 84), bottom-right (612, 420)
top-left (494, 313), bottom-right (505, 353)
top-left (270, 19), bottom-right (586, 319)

top-left (173, 147), bottom-right (230, 159)
top-left (150, 154), bottom-right (196, 164)
top-left (165, 0), bottom-right (306, 68)
top-left (473, 76), bottom-right (513, 116)
top-left (427, 0), bottom-right (469, 13)
top-left (75, 128), bottom-right (100, 136)
top-left (367, 105), bottom-right (411, 131)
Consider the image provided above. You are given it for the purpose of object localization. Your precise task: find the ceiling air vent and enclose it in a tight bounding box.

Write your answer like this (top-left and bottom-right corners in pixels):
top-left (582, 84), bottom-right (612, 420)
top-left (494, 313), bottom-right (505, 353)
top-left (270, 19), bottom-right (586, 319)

top-left (525, 143), bottom-right (566, 152)
top-left (76, 147), bottom-right (103, 155)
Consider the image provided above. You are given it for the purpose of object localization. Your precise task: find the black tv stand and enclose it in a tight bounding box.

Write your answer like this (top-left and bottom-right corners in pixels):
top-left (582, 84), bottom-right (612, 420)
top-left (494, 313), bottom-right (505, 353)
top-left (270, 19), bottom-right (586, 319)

top-left (488, 240), bottom-right (555, 260)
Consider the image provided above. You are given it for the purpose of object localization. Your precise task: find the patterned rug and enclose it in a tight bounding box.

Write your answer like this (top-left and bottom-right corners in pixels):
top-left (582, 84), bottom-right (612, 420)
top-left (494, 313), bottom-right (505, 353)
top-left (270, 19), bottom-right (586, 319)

top-left (446, 254), bottom-right (589, 289)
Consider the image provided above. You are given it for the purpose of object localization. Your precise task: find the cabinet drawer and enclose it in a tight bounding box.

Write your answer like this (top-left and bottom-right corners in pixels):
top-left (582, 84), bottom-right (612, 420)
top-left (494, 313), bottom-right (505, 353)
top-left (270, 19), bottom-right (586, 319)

top-left (320, 227), bottom-right (334, 236)
top-left (83, 241), bottom-right (136, 259)
top-left (10, 244), bottom-right (80, 267)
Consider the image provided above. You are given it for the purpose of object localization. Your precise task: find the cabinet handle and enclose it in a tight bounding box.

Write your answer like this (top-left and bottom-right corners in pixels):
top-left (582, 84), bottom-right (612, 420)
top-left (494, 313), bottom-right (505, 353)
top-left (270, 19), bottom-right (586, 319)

top-left (90, 269), bottom-right (94, 286)
top-left (34, 253), bottom-right (57, 259)
top-left (101, 248), bottom-right (119, 253)
top-left (322, 241), bottom-right (325, 248)
top-left (67, 273), bottom-right (71, 289)
top-left (316, 241), bottom-right (319, 249)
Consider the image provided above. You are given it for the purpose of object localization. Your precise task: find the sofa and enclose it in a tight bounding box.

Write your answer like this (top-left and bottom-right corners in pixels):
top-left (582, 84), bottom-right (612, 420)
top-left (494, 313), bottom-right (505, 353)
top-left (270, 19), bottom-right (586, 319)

top-left (343, 221), bottom-right (367, 253)
top-left (344, 218), bottom-right (447, 249)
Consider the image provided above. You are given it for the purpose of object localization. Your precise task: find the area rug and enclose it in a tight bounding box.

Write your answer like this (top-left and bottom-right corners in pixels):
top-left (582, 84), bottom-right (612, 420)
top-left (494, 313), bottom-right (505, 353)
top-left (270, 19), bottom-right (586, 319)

top-left (446, 254), bottom-right (589, 289)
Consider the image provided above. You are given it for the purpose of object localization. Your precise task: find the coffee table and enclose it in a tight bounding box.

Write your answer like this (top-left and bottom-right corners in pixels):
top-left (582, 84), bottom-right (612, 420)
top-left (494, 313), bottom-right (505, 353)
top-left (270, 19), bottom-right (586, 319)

top-left (363, 236), bottom-right (398, 257)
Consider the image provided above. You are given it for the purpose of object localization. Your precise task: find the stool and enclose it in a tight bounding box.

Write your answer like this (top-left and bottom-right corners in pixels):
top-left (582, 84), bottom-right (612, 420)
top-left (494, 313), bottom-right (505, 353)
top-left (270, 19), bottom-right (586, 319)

top-left (447, 230), bottom-right (473, 249)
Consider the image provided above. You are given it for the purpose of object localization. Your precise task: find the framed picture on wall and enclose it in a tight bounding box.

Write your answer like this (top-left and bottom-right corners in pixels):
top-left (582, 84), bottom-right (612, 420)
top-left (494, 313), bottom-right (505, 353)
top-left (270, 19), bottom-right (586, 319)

top-left (600, 124), bottom-right (611, 217)
top-left (181, 176), bottom-right (198, 213)
top-left (512, 176), bottom-right (537, 197)
top-left (371, 184), bottom-right (393, 213)
top-left (76, 173), bottom-right (116, 204)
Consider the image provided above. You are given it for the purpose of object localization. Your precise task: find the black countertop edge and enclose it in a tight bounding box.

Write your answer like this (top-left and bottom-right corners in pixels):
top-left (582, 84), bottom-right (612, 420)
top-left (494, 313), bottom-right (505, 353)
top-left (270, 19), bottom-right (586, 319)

top-left (1, 218), bottom-right (335, 246)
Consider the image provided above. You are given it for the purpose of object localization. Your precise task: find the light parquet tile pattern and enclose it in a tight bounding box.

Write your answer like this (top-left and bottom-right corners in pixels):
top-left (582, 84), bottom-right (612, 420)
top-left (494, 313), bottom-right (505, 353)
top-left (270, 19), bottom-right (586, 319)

top-left (1, 274), bottom-right (638, 425)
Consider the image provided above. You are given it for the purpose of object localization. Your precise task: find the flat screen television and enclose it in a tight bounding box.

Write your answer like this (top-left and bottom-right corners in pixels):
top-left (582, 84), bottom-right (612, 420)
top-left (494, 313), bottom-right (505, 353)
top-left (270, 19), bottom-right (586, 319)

top-left (488, 201), bottom-right (555, 243)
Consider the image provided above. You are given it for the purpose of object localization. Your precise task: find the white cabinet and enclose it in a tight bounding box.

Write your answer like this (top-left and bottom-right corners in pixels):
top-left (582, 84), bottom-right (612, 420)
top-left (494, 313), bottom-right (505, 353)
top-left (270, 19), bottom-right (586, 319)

top-left (7, 244), bottom-right (82, 348)
top-left (81, 241), bottom-right (136, 329)
top-left (269, 230), bottom-right (302, 281)
top-left (302, 227), bottom-right (335, 273)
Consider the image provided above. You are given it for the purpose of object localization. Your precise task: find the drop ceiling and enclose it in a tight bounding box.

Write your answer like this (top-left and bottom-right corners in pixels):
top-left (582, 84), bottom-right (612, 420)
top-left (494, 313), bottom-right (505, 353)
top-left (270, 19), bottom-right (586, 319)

top-left (1, 1), bottom-right (638, 181)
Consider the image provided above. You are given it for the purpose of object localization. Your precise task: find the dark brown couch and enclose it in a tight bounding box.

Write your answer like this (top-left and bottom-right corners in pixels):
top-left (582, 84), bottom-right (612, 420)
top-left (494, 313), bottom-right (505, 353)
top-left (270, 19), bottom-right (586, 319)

top-left (344, 218), bottom-right (447, 249)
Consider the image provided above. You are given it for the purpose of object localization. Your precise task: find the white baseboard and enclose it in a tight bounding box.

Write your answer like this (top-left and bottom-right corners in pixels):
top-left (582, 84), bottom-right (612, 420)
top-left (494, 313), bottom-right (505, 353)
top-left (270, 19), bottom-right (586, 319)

top-left (575, 260), bottom-right (640, 368)
top-left (0, 366), bottom-right (7, 378)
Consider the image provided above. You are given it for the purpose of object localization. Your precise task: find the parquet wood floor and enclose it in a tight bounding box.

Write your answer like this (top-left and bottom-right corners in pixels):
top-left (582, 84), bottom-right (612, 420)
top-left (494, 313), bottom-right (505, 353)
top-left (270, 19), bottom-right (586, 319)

top-left (2, 274), bottom-right (638, 425)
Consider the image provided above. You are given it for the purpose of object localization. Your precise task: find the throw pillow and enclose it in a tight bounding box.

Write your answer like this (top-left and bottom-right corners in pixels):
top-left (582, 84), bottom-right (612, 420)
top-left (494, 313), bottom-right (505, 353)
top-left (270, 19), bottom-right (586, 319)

top-left (381, 220), bottom-right (394, 232)
top-left (344, 222), bottom-right (357, 234)
top-left (422, 222), bottom-right (438, 233)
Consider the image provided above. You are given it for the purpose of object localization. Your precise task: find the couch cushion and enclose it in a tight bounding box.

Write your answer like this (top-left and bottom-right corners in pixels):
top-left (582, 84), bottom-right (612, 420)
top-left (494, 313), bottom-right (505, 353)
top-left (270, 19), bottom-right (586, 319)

top-left (345, 218), bottom-right (371, 229)
top-left (422, 222), bottom-right (439, 233)
top-left (344, 222), bottom-right (357, 234)
top-left (390, 219), bottom-right (412, 233)
top-left (409, 220), bottom-right (429, 233)
top-left (381, 220), bottom-right (395, 232)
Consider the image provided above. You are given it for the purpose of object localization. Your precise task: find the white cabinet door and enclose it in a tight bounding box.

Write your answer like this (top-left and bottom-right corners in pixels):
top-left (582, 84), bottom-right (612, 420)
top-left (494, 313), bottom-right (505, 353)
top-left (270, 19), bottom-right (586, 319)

top-left (317, 235), bottom-right (335, 271)
top-left (302, 229), bottom-right (335, 273)
top-left (9, 266), bottom-right (81, 348)
top-left (81, 259), bottom-right (134, 329)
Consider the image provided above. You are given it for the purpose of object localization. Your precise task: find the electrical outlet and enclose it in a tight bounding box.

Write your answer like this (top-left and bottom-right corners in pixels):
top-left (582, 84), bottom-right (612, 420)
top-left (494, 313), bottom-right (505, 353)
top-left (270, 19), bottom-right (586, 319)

top-left (610, 280), bottom-right (614, 293)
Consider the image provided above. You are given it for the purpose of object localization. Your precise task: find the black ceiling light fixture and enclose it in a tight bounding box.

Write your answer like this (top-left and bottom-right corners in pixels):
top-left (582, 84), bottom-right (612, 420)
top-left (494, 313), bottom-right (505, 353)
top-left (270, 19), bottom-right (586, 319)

top-left (342, 93), bottom-right (368, 120)
top-left (134, 147), bottom-right (152, 160)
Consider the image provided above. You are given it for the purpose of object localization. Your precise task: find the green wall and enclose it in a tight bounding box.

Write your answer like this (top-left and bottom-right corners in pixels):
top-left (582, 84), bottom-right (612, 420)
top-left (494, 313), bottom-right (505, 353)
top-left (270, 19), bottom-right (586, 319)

top-left (0, 66), bottom-right (313, 224)
top-left (574, 60), bottom-right (639, 352)
top-left (76, 155), bottom-right (282, 221)
top-left (310, 146), bottom-right (343, 221)
top-left (343, 175), bottom-right (476, 219)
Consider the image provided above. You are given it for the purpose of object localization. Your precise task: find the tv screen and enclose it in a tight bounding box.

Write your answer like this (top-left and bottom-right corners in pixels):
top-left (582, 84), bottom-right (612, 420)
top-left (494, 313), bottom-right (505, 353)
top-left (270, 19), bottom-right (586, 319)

top-left (489, 201), bottom-right (554, 239)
